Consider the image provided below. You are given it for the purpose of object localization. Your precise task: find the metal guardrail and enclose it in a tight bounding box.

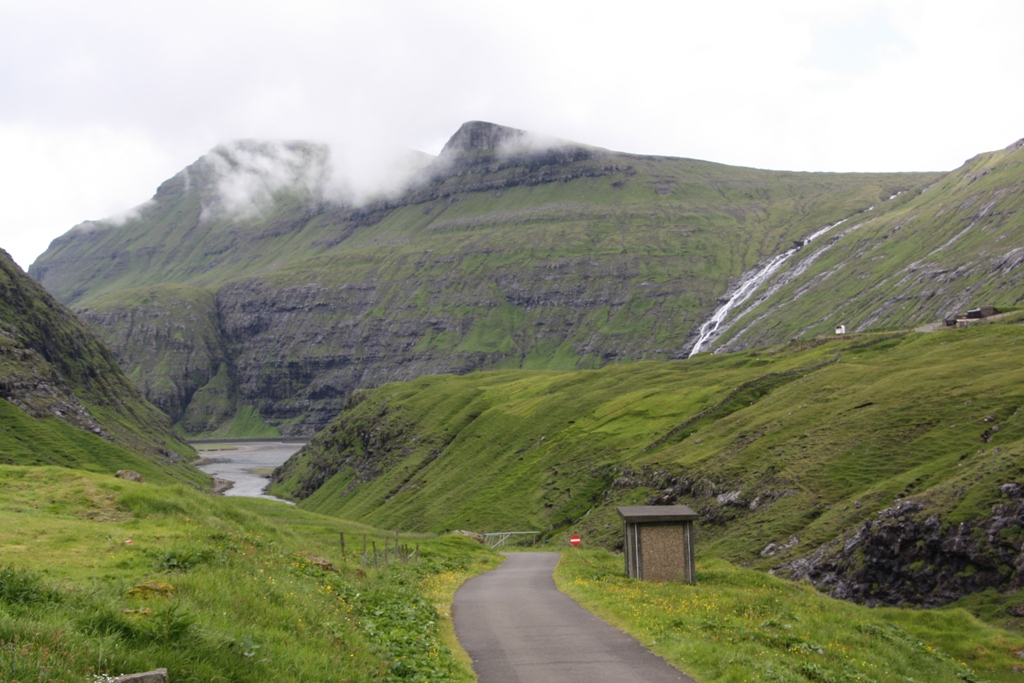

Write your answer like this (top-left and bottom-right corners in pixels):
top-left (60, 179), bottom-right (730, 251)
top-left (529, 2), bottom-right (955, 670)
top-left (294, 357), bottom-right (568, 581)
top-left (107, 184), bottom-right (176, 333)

top-left (482, 531), bottom-right (540, 549)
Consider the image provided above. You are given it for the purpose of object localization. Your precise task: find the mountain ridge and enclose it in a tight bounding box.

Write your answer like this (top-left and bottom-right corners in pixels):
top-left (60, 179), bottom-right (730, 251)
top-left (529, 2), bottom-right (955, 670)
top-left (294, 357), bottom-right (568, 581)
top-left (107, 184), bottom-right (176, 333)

top-left (708, 136), bottom-right (1024, 350)
top-left (30, 121), bottom-right (946, 435)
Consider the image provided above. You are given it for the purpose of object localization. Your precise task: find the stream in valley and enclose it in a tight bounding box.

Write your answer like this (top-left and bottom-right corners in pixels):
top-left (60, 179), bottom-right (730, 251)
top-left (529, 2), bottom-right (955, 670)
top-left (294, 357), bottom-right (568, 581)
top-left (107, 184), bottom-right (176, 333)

top-left (193, 440), bottom-right (305, 503)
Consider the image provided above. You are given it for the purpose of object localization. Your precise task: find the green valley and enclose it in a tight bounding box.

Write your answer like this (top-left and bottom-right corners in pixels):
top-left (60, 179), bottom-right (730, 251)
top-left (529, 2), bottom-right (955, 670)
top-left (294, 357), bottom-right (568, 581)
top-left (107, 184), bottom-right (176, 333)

top-left (11, 121), bottom-right (1024, 682)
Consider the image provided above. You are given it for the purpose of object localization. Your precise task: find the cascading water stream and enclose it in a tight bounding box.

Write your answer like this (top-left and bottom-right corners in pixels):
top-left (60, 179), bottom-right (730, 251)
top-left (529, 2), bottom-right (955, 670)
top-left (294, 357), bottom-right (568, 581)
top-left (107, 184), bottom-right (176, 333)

top-left (687, 218), bottom-right (848, 357)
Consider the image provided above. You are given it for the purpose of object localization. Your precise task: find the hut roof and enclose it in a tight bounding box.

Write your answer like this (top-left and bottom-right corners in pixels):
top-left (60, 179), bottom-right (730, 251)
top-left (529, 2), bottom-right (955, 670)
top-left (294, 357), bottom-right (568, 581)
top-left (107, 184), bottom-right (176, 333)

top-left (616, 505), bottom-right (698, 523)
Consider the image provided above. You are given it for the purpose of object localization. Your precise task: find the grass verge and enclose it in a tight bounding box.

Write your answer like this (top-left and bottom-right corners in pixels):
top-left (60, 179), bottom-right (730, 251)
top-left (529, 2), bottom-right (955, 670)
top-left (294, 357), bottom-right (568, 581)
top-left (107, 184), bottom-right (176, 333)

top-left (555, 549), bottom-right (1024, 683)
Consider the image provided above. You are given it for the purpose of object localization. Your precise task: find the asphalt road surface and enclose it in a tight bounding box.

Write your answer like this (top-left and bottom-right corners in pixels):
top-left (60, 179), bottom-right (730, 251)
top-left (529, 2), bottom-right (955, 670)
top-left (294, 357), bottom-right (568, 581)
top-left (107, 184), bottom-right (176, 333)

top-left (453, 552), bottom-right (696, 683)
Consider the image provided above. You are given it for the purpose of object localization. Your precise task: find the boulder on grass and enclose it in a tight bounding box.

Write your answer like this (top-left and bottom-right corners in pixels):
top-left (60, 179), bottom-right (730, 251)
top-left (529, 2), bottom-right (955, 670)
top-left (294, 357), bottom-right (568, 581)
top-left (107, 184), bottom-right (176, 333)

top-left (125, 581), bottom-right (175, 599)
top-left (450, 530), bottom-right (486, 544)
top-left (296, 551), bottom-right (340, 572)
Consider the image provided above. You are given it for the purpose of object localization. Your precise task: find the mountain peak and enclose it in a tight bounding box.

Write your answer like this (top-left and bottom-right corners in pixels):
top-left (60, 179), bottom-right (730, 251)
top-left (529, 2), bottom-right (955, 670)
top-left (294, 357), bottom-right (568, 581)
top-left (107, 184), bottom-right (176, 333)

top-left (438, 121), bottom-right (529, 160)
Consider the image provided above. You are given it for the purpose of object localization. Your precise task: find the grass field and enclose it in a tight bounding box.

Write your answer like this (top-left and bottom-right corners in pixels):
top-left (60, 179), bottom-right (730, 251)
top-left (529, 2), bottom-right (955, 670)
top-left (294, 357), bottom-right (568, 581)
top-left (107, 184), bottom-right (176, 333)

top-left (8, 459), bottom-right (1024, 683)
top-left (0, 465), bottom-right (497, 682)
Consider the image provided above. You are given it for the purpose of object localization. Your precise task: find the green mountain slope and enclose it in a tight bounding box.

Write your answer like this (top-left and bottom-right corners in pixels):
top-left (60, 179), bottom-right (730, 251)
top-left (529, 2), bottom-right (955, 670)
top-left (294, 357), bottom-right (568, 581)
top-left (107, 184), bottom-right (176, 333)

top-left (0, 248), bottom-right (204, 485)
top-left (708, 138), bottom-right (1024, 351)
top-left (29, 122), bottom-right (935, 435)
top-left (270, 316), bottom-right (1024, 607)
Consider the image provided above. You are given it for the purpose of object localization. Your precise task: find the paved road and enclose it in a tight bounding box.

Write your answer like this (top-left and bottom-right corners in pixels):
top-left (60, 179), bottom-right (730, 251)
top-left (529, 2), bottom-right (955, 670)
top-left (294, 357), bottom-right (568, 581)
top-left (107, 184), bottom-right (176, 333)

top-left (453, 552), bottom-right (695, 683)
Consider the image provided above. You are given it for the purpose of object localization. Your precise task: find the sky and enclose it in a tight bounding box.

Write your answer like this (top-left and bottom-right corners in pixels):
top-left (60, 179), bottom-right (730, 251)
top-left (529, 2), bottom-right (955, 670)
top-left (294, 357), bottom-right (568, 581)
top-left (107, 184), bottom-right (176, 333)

top-left (2, 0), bottom-right (1023, 270)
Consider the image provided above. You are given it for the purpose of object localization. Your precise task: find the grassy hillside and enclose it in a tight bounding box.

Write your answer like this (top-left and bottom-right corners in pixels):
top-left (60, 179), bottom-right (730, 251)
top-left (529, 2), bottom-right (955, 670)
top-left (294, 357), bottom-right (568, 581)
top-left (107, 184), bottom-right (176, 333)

top-left (29, 124), bottom-right (937, 435)
top-left (0, 249), bottom-right (203, 486)
top-left (713, 138), bottom-right (1024, 351)
top-left (0, 399), bottom-right (199, 487)
top-left (271, 314), bottom-right (1024, 607)
top-left (0, 465), bottom-right (496, 682)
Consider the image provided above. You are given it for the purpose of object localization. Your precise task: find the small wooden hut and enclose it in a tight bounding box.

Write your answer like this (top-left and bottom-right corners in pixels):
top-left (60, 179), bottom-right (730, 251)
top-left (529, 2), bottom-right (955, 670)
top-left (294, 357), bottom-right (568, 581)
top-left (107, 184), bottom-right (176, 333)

top-left (617, 505), bottom-right (697, 583)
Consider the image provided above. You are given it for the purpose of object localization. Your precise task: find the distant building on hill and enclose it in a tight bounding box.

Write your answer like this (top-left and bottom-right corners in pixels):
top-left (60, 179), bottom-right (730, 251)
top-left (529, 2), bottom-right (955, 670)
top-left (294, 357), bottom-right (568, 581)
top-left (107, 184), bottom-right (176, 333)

top-left (835, 324), bottom-right (846, 335)
top-left (944, 306), bottom-right (999, 327)
top-left (967, 306), bottom-right (998, 319)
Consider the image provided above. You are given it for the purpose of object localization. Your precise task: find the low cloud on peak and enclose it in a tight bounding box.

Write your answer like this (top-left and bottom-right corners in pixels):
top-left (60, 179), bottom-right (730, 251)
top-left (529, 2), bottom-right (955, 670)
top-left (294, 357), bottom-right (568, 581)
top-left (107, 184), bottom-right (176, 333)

top-left (200, 140), bottom-right (332, 222)
top-left (197, 138), bottom-right (435, 223)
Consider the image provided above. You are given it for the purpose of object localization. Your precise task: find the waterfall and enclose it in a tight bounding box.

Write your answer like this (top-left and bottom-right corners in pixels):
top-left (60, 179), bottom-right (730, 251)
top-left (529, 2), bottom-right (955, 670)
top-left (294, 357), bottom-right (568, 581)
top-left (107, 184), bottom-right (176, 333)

top-left (687, 218), bottom-right (847, 357)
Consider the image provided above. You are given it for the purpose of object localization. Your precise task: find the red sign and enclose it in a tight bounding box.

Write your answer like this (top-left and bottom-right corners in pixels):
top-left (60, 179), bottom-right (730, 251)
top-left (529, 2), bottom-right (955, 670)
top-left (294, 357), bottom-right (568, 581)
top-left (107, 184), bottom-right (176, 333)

top-left (569, 534), bottom-right (581, 547)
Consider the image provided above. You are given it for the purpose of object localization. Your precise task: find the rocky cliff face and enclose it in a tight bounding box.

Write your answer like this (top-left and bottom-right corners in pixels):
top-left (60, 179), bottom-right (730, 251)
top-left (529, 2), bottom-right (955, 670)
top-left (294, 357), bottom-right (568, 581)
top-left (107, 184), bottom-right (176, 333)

top-left (79, 286), bottom-right (228, 426)
top-left (30, 121), bottom-right (938, 436)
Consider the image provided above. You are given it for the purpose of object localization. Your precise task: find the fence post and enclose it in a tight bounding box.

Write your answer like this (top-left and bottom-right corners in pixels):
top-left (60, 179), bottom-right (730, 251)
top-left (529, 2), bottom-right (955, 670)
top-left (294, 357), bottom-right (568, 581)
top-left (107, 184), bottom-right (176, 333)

top-left (340, 532), bottom-right (346, 560)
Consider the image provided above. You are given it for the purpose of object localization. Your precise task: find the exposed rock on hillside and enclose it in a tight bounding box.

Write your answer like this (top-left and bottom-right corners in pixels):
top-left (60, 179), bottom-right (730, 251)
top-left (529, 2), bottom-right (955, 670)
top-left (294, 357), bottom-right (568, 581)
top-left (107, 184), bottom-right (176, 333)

top-left (0, 334), bottom-right (106, 436)
top-left (778, 490), bottom-right (1024, 607)
top-left (438, 120), bottom-right (530, 159)
top-left (0, 248), bottom-right (200, 479)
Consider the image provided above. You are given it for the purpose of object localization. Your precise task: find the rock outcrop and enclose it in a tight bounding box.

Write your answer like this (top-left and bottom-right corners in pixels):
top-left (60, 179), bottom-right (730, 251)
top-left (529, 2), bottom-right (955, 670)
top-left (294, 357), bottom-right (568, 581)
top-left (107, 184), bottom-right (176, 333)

top-left (113, 669), bottom-right (168, 683)
top-left (778, 487), bottom-right (1024, 607)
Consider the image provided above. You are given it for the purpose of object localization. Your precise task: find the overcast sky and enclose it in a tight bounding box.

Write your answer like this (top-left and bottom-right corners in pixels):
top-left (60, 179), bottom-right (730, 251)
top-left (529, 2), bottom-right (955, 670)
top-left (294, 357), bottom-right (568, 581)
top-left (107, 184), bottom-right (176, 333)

top-left (2, 0), bottom-right (1023, 269)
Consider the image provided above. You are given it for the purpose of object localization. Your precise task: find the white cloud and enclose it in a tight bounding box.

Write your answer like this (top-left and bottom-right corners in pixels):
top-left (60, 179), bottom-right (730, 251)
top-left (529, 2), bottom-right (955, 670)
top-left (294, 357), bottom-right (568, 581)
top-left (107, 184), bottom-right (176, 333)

top-left (0, 0), bottom-right (1022, 268)
top-left (200, 141), bottom-right (332, 221)
top-left (0, 123), bottom-right (181, 268)
top-left (196, 139), bottom-right (434, 223)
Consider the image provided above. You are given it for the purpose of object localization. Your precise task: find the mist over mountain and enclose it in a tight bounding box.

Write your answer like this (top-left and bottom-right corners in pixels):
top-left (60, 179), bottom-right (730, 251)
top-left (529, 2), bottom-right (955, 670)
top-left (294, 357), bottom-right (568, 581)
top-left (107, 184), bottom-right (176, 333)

top-left (31, 121), bottom-right (1023, 437)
